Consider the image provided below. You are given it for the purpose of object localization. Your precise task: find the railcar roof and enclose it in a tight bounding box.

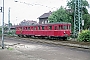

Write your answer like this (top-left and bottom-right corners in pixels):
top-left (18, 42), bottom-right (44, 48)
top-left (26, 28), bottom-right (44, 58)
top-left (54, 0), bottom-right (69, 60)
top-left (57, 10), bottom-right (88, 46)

top-left (16, 22), bottom-right (71, 27)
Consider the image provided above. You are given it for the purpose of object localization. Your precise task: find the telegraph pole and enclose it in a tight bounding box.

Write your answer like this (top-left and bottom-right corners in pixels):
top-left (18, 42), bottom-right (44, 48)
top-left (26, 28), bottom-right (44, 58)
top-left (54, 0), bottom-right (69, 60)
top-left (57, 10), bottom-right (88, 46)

top-left (74, 0), bottom-right (82, 37)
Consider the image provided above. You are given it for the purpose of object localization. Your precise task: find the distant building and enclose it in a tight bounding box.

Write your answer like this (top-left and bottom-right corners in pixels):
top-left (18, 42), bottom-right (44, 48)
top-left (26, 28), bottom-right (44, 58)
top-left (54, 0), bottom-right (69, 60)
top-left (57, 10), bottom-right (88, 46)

top-left (38, 11), bottom-right (52, 24)
top-left (4, 23), bottom-right (16, 33)
top-left (19, 20), bottom-right (38, 26)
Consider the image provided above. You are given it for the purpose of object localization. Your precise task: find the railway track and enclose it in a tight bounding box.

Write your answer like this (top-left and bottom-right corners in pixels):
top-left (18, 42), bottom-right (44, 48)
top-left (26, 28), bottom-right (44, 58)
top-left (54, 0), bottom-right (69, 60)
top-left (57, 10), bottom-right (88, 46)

top-left (4, 36), bottom-right (90, 49)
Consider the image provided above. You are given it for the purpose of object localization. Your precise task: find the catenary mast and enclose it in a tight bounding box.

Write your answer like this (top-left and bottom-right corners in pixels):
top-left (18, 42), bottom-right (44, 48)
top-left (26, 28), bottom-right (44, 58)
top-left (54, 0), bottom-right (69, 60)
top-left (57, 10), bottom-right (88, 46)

top-left (74, 0), bottom-right (82, 37)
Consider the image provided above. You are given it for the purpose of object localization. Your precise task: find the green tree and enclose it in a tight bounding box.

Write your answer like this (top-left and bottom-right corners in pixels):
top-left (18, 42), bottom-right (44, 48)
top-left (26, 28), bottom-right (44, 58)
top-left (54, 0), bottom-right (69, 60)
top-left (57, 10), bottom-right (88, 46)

top-left (48, 7), bottom-right (70, 23)
top-left (67, 0), bottom-right (89, 10)
top-left (83, 14), bottom-right (90, 29)
top-left (0, 27), bottom-right (2, 34)
top-left (9, 23), bottom-right (12, 26)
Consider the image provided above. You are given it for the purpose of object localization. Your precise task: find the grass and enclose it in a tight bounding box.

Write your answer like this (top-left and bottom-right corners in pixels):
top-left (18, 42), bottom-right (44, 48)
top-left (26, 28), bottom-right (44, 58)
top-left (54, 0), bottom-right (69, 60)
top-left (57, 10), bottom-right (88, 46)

top-left (7, 47), bottom-right (14, 50)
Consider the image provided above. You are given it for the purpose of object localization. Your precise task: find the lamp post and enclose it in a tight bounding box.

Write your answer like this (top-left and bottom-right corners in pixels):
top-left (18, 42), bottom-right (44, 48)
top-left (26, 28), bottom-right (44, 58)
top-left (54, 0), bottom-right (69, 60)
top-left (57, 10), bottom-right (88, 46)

top-left (2, 0), bottom-right (4, 49)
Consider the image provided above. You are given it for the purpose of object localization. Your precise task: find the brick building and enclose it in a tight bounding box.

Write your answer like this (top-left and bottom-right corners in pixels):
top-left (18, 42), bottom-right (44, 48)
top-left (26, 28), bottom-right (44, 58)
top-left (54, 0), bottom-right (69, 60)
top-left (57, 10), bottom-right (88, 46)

top-left (38, 11), bottom-right (52, 24)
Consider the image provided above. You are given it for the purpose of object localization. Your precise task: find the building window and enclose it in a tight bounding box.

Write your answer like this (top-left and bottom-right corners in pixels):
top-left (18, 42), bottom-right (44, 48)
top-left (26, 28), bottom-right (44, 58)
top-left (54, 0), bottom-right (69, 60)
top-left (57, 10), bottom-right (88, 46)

top-left (42, 20), bottom-right (44, 24)
top-left (45, 20), bottom-right (47, 24)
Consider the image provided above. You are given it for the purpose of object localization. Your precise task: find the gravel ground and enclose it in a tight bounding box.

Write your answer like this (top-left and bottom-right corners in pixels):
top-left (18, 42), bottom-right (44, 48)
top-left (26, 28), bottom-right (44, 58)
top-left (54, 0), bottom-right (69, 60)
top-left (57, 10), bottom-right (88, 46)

top-left (8, 36), bottom-right (90, 49)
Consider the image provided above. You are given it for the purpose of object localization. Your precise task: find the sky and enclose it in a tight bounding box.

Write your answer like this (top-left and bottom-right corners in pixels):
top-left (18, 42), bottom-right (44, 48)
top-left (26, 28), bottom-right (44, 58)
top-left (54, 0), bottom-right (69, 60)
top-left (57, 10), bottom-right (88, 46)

top-left (0, 0), bottom-right (90, 25)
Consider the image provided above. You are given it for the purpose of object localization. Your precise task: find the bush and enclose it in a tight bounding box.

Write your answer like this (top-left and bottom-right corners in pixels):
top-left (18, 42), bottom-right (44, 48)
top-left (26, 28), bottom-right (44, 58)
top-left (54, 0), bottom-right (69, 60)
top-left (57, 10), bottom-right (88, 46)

top-left (77, 30), bottom-right (90, 42)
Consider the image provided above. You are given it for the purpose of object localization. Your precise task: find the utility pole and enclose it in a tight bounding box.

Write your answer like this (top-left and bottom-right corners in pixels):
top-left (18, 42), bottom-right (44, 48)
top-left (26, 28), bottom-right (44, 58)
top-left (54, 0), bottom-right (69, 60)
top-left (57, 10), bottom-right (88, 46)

top-left (8, 7), bottom-right (10, 33)
top-left (74, 0), bottom-right (82, 37)
top-left (2, 0), bottom-right (4, 49)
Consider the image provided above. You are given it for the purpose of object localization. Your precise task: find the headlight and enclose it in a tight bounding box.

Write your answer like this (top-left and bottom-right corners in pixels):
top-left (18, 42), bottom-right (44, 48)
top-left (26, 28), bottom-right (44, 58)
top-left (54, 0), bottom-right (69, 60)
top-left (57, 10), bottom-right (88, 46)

top-left (64, 31), bottom-right (66, 34)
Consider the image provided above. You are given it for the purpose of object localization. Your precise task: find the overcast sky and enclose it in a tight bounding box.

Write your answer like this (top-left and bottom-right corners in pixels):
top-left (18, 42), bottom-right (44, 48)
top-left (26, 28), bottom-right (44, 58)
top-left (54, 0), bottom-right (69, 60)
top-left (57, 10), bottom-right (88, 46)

top-left (0, 0), bottom-right (90, 25)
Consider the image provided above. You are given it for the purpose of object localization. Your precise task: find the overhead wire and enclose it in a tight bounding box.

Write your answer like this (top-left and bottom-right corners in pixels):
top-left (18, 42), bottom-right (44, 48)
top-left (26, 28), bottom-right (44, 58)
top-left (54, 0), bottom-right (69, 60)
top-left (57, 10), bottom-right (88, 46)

top-left (19, 1), bottom-right (58, 10)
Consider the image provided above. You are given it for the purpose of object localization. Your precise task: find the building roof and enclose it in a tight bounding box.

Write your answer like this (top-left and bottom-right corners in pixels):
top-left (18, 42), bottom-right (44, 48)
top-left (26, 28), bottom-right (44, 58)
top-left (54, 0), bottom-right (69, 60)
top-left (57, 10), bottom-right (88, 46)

top-left (38, 11), bottom-right (52, 19)
top-left (19, 20), bottom-right (38, 26)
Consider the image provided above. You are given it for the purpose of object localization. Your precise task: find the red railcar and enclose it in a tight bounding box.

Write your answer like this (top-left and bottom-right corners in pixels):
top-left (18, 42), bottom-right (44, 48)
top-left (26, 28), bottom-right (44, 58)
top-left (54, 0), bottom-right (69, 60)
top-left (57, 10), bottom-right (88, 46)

top-left (15, 22), bottom-right (71, 39)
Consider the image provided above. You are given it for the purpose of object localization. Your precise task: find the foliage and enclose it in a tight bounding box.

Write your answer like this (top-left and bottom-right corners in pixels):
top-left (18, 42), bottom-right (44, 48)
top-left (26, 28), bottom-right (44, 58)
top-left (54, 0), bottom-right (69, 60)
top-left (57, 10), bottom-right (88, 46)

top-left (48, 7), bottom-right (70, 23)
top-left (7, 47), bottom-right (13, 50)
top-left (77, 30), bottom-right (90, 42)
top-left (67, 0), bottom-right (89, 10)
top-left (83, 14), bottom-right (90, 29)
top-left (0, 28), bottom-right (2, 35)
top-left (4, 27), bottom-right (8, 31)
top-left (10, 23), bottom-right (12, 26)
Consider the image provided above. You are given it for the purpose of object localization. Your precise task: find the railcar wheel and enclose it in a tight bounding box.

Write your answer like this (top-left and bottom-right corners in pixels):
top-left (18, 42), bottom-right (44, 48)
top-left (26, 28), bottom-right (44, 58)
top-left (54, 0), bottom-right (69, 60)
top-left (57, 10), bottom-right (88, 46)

top-left (28, 35), bottom-right (31, 38)
top-left (62, 37), bottom-right (67, 40)
top-left (21, 35), bottom-right (24, 37)
top-left (26, 35), bottom-right (29, 38)
top-left (18, 35), bottom-right (20, 37)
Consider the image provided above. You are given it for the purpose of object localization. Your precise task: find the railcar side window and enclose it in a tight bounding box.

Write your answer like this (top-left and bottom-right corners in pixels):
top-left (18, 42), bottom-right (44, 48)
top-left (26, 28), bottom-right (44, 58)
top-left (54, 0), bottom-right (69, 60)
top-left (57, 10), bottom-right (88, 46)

top-left (22, 27), bottom-right (23, 30)
top-left (61, 25), bottom-right (63, 29)
top-left (67, 25), bottom-right (69, 29)
top-left (20, 27), bottom-right (22, 30)
top-left (63, 25), bottom-right (67, 30)
top-left (55, 26), bottom-right (57, 30)
top-left (28, 27), bottom-right (30, 30)
top-left (69, 25), bottom-right (71, 29)
top-left (34, 27), bottom-right (36, 30)
top-left (16, 27), bottom-right (18, 30)
top-left (38, 26), bottom-right (40, 30)
top-left (59, 25), bottom-right (61, 30)
top-left (23, 27), bottom-right (24, 30)
top-left (42, 26), bottom-right (44, 30)
top-left (49, 26), bottom-right (52, 30)
top-left (26, 27), bottom-right (27, 30)
top-left (19, 27), bottom-right (22, 30)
